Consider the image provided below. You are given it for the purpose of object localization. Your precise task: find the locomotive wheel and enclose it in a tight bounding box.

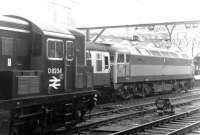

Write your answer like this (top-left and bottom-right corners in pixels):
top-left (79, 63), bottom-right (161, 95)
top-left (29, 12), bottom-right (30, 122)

top-left (140, 88), bottom-right (147, 97)
top-left (73, 109), bottom-right (84, 123)
top-left (10, 127), bottom-right (20, 135)
top-left (117, 86), bottom-right (132, 100)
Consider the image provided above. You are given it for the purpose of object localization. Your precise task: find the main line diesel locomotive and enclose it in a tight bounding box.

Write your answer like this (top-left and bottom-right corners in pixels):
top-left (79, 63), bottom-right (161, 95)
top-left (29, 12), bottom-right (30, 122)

top-left (86, 41), bottom-right (194, 101)
top-left (0, 15), bottom-right (97, 135)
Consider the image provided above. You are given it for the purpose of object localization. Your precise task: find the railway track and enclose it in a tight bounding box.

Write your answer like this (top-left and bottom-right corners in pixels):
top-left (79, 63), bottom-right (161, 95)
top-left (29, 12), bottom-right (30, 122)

top-left (86, 90), bottom-right (200, 119)
top-left (74, 100), bottom-right (200, 135)
top-left (63, 90), bottom-right (200, 134)
top-left (110, 106), bottom-right (200, 135)
top-left (87, 89), bottom-right (200, 119)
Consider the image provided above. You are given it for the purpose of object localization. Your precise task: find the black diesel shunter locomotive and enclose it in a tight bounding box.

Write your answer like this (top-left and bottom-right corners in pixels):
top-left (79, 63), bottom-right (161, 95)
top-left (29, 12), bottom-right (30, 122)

top-left (0, 15), bottom-right (97, 135)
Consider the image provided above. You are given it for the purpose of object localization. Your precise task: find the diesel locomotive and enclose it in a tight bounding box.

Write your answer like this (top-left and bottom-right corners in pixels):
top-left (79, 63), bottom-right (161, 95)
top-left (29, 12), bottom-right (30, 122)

top-left (86, 41), bottom-right (194, 101)
top-left (0, 15), bottom-right (97, 135)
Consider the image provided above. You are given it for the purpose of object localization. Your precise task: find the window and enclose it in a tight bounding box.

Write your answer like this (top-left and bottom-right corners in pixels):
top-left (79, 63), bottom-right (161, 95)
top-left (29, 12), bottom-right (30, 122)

top-left (131, 47), bottom-right (141, 55)
top-left (96, 53), bottom-right (102, 72)
top-left (149, 50), bottom-right (161, 56)
top-left (110, 54), bottom-right (115, 63)
top-left (66, 41), bottom-right (74, 61)
top-left (104, 56), bottom-right (109, 69)
top-left (160, 51), bottom-right (171, 57)
top-left (86, 51), bottom-right (92, 66)
top-left (117, 54), bottom-right (125, 63)
top-left (170, 52), bottom-right (179, 58)
top-left (2, 37), bottom-right (13, 56)
top-left (181, 53), bottom-right (189, 59)
top-left (48, 41), bottom-right (55, 58)
top-left (47, 39), bottom-right (63, 60)
top-left (138, 48), bottom-right (151, 56)
top-left (126, 54), bottom-right (130, 63)
top-left (56, 42), bottom-right (63, 58)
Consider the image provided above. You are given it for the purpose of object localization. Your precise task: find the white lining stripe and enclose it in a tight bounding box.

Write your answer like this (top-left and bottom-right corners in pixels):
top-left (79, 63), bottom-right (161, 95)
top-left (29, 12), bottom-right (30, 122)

top-left (117, 65), bottom-right (192, 77)
top-left (0, 26), bottom-right (30, 33)
top-left (43, 31), bottom-right (75, 39)
top-left (129, 65), bottom-right (192, 76)
top-left (0, 16), bottom-right (29, 25)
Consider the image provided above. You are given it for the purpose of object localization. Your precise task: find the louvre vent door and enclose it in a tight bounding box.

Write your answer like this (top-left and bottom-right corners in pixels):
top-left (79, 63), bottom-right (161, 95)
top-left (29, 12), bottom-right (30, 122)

top-left (1, 37), bottom-right (30, 70)
top-left (1, 37), bottom-right (14, 69)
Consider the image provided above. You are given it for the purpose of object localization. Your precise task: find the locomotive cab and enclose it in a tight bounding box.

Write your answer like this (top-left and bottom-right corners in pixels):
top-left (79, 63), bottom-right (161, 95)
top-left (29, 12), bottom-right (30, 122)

top-left (0, 15), bottom-right (94, 98)
top-left (86, 42), bottom-right (111, 87)
top-left (0, 15), bottom-right (97, 135)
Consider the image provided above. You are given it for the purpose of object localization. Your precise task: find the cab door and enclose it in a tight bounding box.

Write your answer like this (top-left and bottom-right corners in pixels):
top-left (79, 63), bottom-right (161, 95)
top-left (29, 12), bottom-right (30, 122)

top-left (46, 38), bottom-right (64, 93)
top-left (117, 53), bottom-right (126, 77)
top-left (1, 37), bottom-right (15, 69)
top-left (65, 41), bottom-right (74, 91)
top-left (102, 52), bottom-right (110, 73)
top-left (125, 54), bottom-right (130, 80)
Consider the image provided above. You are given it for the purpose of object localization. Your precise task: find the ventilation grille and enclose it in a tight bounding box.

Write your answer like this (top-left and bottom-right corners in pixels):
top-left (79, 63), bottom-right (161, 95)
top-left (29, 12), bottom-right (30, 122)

top-left (17, 76), bottom-right (40, 95)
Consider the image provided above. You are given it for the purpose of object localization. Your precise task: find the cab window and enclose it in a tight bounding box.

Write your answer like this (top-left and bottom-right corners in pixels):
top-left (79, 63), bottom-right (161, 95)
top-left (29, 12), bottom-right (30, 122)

top-left (96, 53), bottom-right (102, 72)
top-left (86, 51), bottom-right (92, 66)
top-left (131, 47), bottom-right (141, 55)
top-left (117, 54), bottom-right (125, 63)
top-left (110, 54), bottom-right (115, 64)
top-left (66, 41), bottom-right (74, 61)
top-left (47, 39), bottom-right (63, 60)
top-left (149, 50), bottom-right (161, 57)
top-left (126, 54), bottom-right (130, 63)
top-left (104, 56), bottom-right (109, 69)
top-left (160, 51), bottom-right (171, 57)
top-left (138, 48), bottom-right (151, 56)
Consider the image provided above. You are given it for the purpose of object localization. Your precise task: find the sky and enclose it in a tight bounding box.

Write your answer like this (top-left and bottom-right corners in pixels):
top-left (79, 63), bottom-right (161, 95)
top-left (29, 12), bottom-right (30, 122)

top-left (0, 0), bottom-right (50, 21)
top-left (73, 0), bottom-right (200, 27)
top-left (0, 0), bottom-right (200, 56)
top-left (0, 0), bottom-right (200, 27)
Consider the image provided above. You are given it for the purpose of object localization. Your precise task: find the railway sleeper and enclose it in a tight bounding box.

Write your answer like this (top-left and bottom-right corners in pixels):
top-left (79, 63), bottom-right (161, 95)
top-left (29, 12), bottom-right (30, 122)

top-left (144, 129), bottom-right (170, 134)
top-left (0, 109), bottom-right (11, 135)
top-left (136, 132), bottom-right (156, 135)
top-left (152, 127), bottom-right (174, 132)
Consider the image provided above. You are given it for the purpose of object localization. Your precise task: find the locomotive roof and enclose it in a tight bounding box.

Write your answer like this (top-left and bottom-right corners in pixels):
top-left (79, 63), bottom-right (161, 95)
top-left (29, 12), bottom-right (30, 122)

top-left (0, 16), bottom-right (29, 25)
top-left (86, 41), bottom-right (191, 59)
top-left (2, 15), bottom-right (75, 39)
top-left (86, 42), bottom-right (112, 52)
top-left (0, 16), bottom-right (30, 33)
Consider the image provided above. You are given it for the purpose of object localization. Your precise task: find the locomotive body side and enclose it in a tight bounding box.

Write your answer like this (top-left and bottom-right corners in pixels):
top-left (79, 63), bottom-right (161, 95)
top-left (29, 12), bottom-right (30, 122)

top-left (111, 45), bottom-right (193, 97)
top-left (86, 41), bottom-right (193, 100)
top-left (116, 50), bottom-right (193, 83)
